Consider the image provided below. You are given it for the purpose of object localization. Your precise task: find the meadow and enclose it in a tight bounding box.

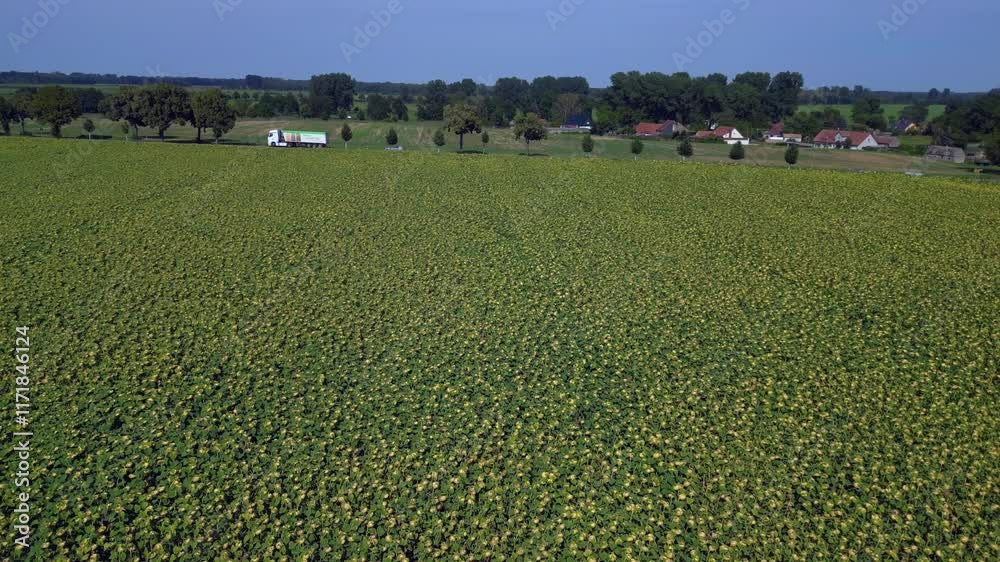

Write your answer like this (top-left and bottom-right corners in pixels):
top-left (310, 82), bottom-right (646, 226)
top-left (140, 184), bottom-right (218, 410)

top-left (798, 104), bottom-right (947, 123)
top-left (12, 112), bottom-right (995, 181)
top-left (0, 137), bottom-right (997, 560)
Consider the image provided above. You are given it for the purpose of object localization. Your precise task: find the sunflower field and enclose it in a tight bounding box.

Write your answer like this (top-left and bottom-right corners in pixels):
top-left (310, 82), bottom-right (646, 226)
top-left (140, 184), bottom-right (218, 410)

top-left (1, 138), bottom-right (997, 561)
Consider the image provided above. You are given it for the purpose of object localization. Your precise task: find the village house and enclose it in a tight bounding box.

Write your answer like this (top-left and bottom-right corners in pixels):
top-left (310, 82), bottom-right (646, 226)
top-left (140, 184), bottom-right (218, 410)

top-left (634, 120), bottom-right (688, 138)
top-left (693, 125), bottom-right (750, 145)
top-left (813, 129), bottom-right (879, 150)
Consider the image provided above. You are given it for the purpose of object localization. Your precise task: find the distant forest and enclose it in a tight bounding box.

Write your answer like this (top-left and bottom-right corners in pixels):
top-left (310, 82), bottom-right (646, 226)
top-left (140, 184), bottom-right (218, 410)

top-left (0, 70), bottom-right (983, 103)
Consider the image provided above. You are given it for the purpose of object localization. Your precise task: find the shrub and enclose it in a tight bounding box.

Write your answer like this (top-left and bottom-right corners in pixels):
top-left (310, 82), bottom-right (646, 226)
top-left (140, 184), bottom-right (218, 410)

top-left (784, 144), bottom-right (799, 166)
top-left (729, 142), bottom-right (745, 160)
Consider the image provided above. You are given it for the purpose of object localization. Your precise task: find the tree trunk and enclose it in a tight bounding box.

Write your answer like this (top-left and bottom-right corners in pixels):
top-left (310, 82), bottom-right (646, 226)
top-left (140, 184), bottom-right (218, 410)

top-left (19, 119), bottom-right (26, 135)
top-left (159, 128), bottom-right (166, 141)
top-left (459, 133), bottom-right (464, 151)
top-left (196, 127), bottom-right (202, 143)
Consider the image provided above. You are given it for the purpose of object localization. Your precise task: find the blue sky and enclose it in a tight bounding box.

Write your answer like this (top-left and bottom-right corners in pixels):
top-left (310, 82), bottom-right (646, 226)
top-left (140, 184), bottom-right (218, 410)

top-left (2, 0), bottom-right (997, 91)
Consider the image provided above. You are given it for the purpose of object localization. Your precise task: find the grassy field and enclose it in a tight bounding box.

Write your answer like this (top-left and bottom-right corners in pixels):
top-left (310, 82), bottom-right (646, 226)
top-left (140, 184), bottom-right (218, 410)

top-left (798, 104), bottom-right (946, 123)
top-left (1, 137), bottom-right (997, 560)
top-left (13, 114), bottom-right (997, 181)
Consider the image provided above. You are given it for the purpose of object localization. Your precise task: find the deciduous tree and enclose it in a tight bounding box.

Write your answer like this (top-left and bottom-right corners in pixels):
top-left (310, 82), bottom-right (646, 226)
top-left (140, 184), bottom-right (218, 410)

top-left (29, 86), bottom-right (81, 138)
top-left (0, 96), bottom-right (13, 135)
top-left (444, 102), bottom-right (482, 151)
top-left (513, 112), bottom-right (547, 152)
top-left (191, 89), bottom-right (236, 144)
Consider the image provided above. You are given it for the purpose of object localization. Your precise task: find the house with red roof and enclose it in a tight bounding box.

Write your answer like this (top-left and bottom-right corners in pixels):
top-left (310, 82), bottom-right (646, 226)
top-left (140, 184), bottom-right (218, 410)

top-left (813, 129), bottom-right (879, 150)
top-left (692, 125), bottom-right (749, 145)
top-left (634, 120), bottom-right (688, 138)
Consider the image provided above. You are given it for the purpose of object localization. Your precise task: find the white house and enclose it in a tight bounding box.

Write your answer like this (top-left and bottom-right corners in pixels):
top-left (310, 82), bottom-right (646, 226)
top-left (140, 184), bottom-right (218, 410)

top-left (813, 129), bottom-right (879, 150)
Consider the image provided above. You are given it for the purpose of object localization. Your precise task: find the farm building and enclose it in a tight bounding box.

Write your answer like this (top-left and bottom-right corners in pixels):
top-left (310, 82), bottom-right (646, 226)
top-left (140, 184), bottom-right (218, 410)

top-left (693, 126), bottom-right (749, 145)
top-left (925, 146), bottom-right (966, 163)
top-left (813, 129), bottom-right (879, 150)
top-left (875, 135), bottom-right (901, 149)
top-left (634, 120), bottom-right (687, 137)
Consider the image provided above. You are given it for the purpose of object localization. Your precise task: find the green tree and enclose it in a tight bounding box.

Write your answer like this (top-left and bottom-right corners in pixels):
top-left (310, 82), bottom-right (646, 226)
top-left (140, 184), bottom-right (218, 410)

top-left (729, 142), bottom-right (745, 160)
top-left (105, 88), bottom-right (146, 139)
top-left (582, 133), bottom-right (594, 155)
top-left (765, 71), bottom-right (804, 120)
top-left (386, 128), bottom-right (398, 146)
top-left (366, 94), bottom-right (392, 121)
top-left (677, 137), bottom-right (694, 159)
top-left (341, 123), bottom-right (353, 149)
top-left (417, 80), bottom-right (449, 121)
top-left (139, 84), bottom-right (191, 141)
top-left (0, 96), bottom-right (13, 135)
top-left (310, 73), bottom-right (356, 114)
top-left (433, 129), bottom-right (446, 152)
top-left (11, 88), bottom-right (35, 135)
top-left (784, 111), bottom-right (824, 140)
top-left (481, 131), bottom-right (490, 153)
top-left (784, 144), bottom-right (799, 166)
top-left (552, 94), bottom-right (583, 125)
top-left (300, 95), bottom-right (333, 119)
top-left (443, 102), bottom-right (482, 151)
top-left (390, 97), bottom-right (408, 121)
top-left (983, 134), bottom-right (1000, 166)
top-left (899, 104), bottom-right (929, 124)
top-left (513, 112), bottom-right (547, 152)
top-left (29, 86), bottom-right (81, 138)
top-left (191, 89), bottom-right (235, 143)
top-left (631, 138), bottom-right (644, 159)
top-left (82, 118), bottom-right (95, 140)
top-left (852, 97), bottom-right (887, 131)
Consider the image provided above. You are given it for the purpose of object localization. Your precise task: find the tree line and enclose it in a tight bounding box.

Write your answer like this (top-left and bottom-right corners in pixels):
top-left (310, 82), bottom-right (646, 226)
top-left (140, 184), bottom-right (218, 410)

top-left (0, 84), bottom-right (236, 142)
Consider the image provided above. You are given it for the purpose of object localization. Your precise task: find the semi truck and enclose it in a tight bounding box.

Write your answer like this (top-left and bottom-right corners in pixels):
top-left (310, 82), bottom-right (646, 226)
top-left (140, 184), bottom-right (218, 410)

top-left (267, 129), bottom-right (328, 148)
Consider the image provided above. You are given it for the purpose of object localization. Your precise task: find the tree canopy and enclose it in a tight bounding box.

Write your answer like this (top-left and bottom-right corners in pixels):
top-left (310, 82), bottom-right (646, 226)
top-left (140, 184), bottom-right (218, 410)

top-left (513, 112), bottom-right (547, 151)
top-left (191, 89), bottom-right (236, 143)
top-left (443, 102), bottom-right (483, 151)
top-left (29, 86), bottom-right (81, 138)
